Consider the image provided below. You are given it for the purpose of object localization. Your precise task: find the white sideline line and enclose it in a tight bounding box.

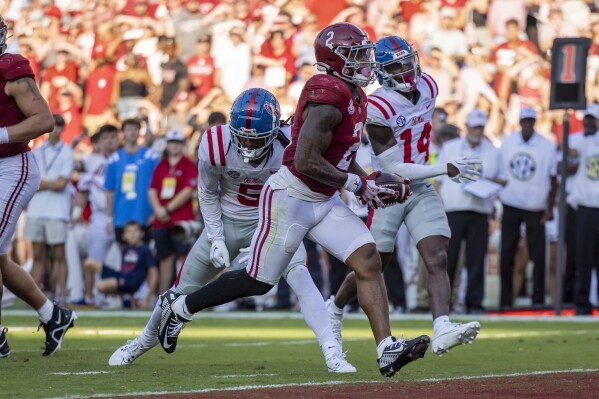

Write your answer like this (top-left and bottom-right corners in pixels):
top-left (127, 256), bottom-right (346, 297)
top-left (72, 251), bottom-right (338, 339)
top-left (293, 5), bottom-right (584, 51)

top-left (49, 371), bottom-right (113, 376)
top-left (45, 368), bottom-right (599, 399)
top-left (212, 374), bottom-right (277, 378)
top-left (4, 309), bottom-right (599, 322)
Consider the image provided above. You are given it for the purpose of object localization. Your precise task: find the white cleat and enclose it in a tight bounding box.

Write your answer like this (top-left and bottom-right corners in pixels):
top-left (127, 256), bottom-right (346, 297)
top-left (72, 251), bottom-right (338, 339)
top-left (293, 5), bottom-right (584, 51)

top-left (325, 296), bottom-right (343, 346)
top-left (109, 338), bottom-right (156, 366)
top-left (432, 321), bottom-right (481, 356)
top-left (324, 345), bottom-right (357, 373)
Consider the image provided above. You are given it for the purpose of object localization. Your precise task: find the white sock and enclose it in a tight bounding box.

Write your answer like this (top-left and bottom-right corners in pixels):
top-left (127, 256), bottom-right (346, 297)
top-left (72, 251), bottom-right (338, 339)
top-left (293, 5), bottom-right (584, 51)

top-left (376, 336), bottom-right (395, 358)
top-left (433, 315), bottom-right (451, 335)
top-left (285, 266), bottom-right (335, 347)
top-left (138, 302), bottom-right (162, 348)
top-left (328, 297), bottom-right (344, 317)
top-left (172, 295), bottom-right (192, 320)
top-left (37, 300), bottom-right (54, 324)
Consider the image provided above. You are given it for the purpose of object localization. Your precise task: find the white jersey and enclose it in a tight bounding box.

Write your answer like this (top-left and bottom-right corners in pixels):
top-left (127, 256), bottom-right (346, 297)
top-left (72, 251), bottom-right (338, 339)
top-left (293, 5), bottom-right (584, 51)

top-left (366, 72), bottom-right (438, 169)
top-left (78, 152), bottom-right (108, 215)
top-left (197, 124), bottom-right (288, 242)
top-left (568, 133), bottom-right (599, 208)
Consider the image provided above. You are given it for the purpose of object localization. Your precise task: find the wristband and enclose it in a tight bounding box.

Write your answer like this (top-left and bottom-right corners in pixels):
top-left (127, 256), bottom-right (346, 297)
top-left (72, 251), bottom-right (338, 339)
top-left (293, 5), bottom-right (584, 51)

top-left (343, 173), bottom-right (362, 193)
top-left (0, 127), bottom-right (8, 144)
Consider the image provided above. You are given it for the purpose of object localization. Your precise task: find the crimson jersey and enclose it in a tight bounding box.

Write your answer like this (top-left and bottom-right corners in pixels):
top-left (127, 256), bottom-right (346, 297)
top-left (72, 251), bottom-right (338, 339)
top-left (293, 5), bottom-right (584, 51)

top-left (0, 53), bottom-right (36, 158)
top-left (282, 74), bottom-right (368, 196)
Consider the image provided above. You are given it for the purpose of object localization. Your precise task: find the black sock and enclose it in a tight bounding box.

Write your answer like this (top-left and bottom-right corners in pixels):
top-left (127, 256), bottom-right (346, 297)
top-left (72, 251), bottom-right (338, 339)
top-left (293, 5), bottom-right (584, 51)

top-left (185, 269), bottom-right (273, 313)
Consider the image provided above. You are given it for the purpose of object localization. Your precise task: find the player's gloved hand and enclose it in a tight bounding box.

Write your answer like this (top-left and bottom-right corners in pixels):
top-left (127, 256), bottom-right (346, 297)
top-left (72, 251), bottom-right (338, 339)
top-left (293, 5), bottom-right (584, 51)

top-left (344, 171), bottom-right (395, 209)
top-left (448, 156), bottom-right (481, 183)
top-left (210, 239), bottom-right (230, 268)
top-left (238, 247), bottom-right (250, 266)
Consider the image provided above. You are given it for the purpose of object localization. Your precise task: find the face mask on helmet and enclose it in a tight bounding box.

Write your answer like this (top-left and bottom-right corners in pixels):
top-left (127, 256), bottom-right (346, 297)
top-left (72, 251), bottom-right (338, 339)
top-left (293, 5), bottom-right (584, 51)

top-left (229, 90), bottom-right (281, 163)
top-left (333, 44), bottom-right (377, 87)
top-left (375, 36), bottom-right (421, 92)
top-left (378, 52), bottom-right (421, 92)
top-left (0, 17), bottom-right (8, 56)
top-left (229, 125), bottom-right (278, 163)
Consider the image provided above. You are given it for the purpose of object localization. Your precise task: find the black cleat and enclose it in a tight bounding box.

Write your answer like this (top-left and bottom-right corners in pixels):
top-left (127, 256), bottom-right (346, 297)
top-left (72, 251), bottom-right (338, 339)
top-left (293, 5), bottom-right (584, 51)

top-left (0, 327), bottom-right (10, 358)
top-left (158, 290), bottom-right (191, 354)
top-left (378, 335), bottom-right (430, 377)
top-left (39, 304), bottom-right (77, 356)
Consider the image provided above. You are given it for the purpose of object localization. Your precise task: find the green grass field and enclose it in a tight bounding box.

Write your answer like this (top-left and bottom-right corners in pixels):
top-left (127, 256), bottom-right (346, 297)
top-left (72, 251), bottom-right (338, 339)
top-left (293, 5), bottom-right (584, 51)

top-left (1, 310), bottom-right (598, 399)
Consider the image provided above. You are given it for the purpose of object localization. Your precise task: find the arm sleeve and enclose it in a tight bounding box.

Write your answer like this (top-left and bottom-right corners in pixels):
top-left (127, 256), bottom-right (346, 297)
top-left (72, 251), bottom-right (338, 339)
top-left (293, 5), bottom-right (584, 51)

top-left (149, 164), bottom-right (161, 191)
top-left (59, 148), bottom-right (75, 179)
top-left (377, 145), bottom-right (446, 180)
top-left (104, 157), bottom-right (117, 191)
top-left (497, 146), bottom-right (508, 181)
top-left (549, 143), bottom-right (558, 177)
top-left (198, 134), bottom-right (225, 242)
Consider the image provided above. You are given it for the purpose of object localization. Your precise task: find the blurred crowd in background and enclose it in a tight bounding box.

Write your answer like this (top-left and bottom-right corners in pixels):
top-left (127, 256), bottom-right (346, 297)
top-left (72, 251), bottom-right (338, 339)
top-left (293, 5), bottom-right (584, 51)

top-left (2, 0), bottom-right (599, 313)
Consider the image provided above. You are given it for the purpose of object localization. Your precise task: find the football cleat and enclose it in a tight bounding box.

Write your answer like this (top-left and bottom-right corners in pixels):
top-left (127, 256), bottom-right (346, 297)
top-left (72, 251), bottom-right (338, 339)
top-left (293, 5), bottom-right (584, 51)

top-left (378, 335), bottom-right (430, 377)
top-left (325, 297), bottom-right (343, 346)
top-left (0, 327), bottom-right (10, 358)
top-left (158, 290), bottom-right (191, 354)
top-left (39, 304), bottom-right (77, 356)
top-left (109, 338), bottom-right (157, 366)
top-left (432, 321), bottom-right (480, 356)
top-left (323, 344), bottom-right (356, 373)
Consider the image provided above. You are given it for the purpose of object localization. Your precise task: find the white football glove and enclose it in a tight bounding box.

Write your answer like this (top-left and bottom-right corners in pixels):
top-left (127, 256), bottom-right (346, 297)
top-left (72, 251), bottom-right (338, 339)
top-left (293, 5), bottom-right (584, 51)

top-left (210, 239), bottom-right (230, 268)
top-left (238, 247), bottom-right (251, 266)
top-left (449, 156), bottom-right (482, 183)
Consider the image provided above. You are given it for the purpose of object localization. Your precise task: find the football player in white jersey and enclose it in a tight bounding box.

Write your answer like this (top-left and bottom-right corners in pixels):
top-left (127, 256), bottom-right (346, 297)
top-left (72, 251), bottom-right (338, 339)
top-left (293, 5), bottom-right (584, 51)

top-left (327, 36), bottom-right (482, 355)
top-left (73, 125), bottom-right (120, 264)
top-left (109, 88), bottom-right (355, 373)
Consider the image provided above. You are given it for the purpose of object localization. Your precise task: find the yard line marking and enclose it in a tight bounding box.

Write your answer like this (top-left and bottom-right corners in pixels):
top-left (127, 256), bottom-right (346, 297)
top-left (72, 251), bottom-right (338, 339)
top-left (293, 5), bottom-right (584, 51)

top-left (7, 338), bottom-right (367, 354)
top-left (45, 368), bottom-right (599, 399)
top-left (212, 374), bottom-right (277, 378)
top-left (49, 371), bottom-right (113, 376)
top-left (4, 309), bottom-right (598, 322)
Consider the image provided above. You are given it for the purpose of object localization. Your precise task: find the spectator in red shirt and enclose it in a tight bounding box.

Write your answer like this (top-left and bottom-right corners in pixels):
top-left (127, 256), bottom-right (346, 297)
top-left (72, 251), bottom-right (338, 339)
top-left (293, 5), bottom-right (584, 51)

top-left (491, 18), bottom-right (538, 95)
top-left (185, 35), bottom-right (218, 101)
top-left (149, 129), bottom-right (198, 293)
top-left (84, 55), bottom-right (117, 137)
top-left (255, 30), bottom-right (297, 86)
top-left (52, 81), bottom-right (84, 145)
top-left (41, 49), bottom-right (79, 111)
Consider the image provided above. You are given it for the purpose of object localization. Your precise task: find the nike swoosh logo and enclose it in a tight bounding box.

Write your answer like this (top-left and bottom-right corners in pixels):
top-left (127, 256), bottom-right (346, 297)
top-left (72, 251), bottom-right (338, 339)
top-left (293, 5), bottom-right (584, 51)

top-left (162, 336), bottom-right (172, 349)
top-left (425, 103), bottom-right (431, 109)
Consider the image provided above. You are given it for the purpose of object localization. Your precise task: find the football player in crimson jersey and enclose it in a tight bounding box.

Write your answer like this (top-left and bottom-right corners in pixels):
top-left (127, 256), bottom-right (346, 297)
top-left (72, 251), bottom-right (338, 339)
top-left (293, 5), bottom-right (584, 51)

top-left (157, 23), bottom-right (430, 378)
top-left (110, 88), bottom-right (356, 373)
top-left (328, 36), bottom-right (482, 356)
top-left (0, 15), bottom-right (77, 359)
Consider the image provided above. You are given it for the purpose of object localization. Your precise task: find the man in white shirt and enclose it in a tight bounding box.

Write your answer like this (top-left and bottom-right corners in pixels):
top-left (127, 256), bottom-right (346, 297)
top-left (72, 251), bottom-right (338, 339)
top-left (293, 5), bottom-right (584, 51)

top-left (562, 105), bottom-right (599, 303)
top-left (25, 115), bottom-right (75, 305)
top-left (567, 105), bottom-right (599, 315)
top-left (437, 109), bottom-right (503, 314)
top-left (497, 107), bottom-right (558, 309)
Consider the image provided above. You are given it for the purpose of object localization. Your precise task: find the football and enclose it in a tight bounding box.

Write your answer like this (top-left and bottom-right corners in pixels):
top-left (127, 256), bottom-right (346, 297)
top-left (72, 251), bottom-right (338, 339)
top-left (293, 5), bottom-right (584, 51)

top-left (375, 172), bottom-right (410, 206)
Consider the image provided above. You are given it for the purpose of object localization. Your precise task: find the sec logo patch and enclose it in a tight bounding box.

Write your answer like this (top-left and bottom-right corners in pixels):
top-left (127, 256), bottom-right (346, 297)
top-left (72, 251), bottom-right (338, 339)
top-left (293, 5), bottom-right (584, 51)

top-left (228, 170), bottom-right (240, 179)
top-left (509, 152), bottom-right (536, 181)
top-left (396, 116), bottom-right (406, 127)
top-left (585, 155), bottom-right (599, 180)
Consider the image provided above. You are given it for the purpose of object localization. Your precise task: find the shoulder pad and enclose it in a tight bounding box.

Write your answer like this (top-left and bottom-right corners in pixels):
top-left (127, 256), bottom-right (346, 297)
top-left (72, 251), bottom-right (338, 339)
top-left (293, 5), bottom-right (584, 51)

top-left (0, 54), bottom-right (35, 81)
top-left (303, 75), bottom-right (347, 108)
